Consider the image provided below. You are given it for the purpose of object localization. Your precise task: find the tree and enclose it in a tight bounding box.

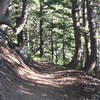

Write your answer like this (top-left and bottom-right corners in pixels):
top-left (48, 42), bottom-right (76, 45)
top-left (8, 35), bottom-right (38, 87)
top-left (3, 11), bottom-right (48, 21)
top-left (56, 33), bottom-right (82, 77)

top-left (2, 0), bottom-right (97, 68)
top-left (66, 0), bottom-right (82, 68)
top-left (13, 0), bottom-right (29, 49)
top-left (83, 0), bottom-right (97, 73)
top-left (15, 0), bottom-right (29, 35)
top-left (39, 0), bottom-right (44, 57)
top-left (96, 0), bottom-right (100, 69)
top-left (50, 25), bottom-right (54, 62)
top-left (81, 0), bottom-right (90, 68)
top-left (0, 0), bottom-right (13, 28)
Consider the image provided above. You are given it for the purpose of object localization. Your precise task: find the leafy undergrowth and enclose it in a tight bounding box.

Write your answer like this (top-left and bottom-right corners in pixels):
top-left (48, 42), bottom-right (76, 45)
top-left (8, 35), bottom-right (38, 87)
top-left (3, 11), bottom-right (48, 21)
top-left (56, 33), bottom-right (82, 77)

top-left (0, 37), bottom-right (100, 100)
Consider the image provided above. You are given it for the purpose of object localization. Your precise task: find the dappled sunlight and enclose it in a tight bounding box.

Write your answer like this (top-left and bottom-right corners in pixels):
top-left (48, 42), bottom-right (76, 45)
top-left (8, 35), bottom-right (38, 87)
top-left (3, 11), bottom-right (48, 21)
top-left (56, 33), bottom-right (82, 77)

top-left (1, 39), bottom-right (100, 100)
top-left (17, 69), bottom-right (60, 87)
top-left (0, 70), bottom-right (7, 76)
top-left (18, 85), bottom-right (34, 95)
top-left (1, 43), bottom-right (88, 87)
top-left (4, 55), bottom-right (21, 65)
top-left (16, 66), bottom-right (83, 87)
top-left (53, 70), bottom-right (83, 75)
top-left (0, 0), bottom-right (99, 99)
top-left (0, 46), bottom-right (100, 100)
top-left (1, 44), bottom-right (100, 88)
top-left (19, 89), bottom-right (33, 95)
top-left (17, 67), bottom-right (28, 76)
top-left (56, 77), bottom-right (79, 85)
top-left (1, 46), bottom-right (21, 64)
top-left (35, 80), bottom-right (59, 87)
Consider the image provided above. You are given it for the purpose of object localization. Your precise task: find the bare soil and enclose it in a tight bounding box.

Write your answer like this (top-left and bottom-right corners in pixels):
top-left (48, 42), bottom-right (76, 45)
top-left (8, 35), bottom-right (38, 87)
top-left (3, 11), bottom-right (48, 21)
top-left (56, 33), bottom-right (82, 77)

top-left (0, 40), bottom-right (100, 100)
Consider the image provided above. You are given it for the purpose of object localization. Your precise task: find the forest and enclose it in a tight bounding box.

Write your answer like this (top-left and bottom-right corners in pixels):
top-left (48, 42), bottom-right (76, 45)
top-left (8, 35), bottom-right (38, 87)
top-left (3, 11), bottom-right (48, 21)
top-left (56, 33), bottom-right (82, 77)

top-left (0, 0), bottom-right (100, 100)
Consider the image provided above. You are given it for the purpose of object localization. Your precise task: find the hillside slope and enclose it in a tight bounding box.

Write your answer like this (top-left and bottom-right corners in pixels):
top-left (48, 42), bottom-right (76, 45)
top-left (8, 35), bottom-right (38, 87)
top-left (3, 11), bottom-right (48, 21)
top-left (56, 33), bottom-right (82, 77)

top-left (0, 35), bottom-right (100, 100)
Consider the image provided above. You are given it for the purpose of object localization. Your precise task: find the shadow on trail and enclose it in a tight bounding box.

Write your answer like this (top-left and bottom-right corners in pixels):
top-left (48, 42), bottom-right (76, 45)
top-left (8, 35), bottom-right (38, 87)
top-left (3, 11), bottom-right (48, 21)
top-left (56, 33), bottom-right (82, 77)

top-left (0, 38), bottom-right (100, 100)
top-left (0, 58), bottom-right (68, 100)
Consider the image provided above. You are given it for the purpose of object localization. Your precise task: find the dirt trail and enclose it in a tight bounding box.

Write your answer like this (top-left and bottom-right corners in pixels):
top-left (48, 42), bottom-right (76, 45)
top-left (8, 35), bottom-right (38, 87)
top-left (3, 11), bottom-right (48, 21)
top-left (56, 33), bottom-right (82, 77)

top-left (0, 39), bottom-right (100, 100)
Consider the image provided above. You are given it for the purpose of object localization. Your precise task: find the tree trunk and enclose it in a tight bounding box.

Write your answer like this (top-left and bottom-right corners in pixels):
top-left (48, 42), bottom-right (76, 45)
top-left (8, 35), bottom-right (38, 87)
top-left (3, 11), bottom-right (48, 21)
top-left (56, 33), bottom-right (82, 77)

top-left (50, 30), bottom-right (54, 62)
top-left (55, 40), bottom-right (58, 64)
top-left (96, 0), bottom-right (100, 69)
top-left (66, 0), bottom-right (82, 68)
top-left (62, 33), bottom-right (66, 66)
top-left (15, 0), bottom-right (28, 35)
top-left (82, 0), bottom-right (90, 67)
top-left (27, 30), bottom-right (30, 53)
top-left (39, 0), bottom-right (44, 57)
top-left (17, 32), bottom-right (23, 47)
top-left (84, 0), bottom-right (97, 73)
top-left (0, 0), bottom-right (13, 29)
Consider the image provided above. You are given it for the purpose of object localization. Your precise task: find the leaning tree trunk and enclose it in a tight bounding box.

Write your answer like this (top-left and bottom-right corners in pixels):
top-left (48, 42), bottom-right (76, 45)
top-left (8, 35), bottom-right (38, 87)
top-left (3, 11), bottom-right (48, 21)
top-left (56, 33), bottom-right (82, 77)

top-left (84, 0), bottom-right (97, 73)
top-left (15, 0), bottom-right (29, 35)
top-left (66, 0), bottom-right (82, 68)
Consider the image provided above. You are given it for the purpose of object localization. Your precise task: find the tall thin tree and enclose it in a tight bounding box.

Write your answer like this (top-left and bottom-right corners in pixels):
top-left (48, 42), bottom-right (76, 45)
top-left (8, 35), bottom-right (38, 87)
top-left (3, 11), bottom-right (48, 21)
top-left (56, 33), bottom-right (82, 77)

top-left (39, 0), bottom-right (44, 57)
top-left (66, 0), bottom-right (82, 68)
top-left (84, 0), bottom-right (97, 73)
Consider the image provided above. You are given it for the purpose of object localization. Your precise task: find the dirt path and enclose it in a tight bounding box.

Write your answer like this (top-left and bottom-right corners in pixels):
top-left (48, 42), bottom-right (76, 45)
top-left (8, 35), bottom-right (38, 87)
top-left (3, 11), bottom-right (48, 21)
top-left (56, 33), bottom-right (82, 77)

top-left (0, 40), bottom-right (100, 100)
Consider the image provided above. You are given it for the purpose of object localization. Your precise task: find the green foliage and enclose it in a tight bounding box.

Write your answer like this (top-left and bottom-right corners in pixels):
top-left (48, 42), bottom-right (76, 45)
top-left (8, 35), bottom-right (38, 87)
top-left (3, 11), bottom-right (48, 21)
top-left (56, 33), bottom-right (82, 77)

top-left (1, 0), bottom-right (98, 72)
top-left (10, 36), bottom-right (17, 44)
top-left (44, 0), bottom-right (65, 5)
top-left (29, 53), bottom-right (46, 61)
top-left (9, 0), bottom-right (74, 66)
top-left (80, 27), bottom-right (89, 33)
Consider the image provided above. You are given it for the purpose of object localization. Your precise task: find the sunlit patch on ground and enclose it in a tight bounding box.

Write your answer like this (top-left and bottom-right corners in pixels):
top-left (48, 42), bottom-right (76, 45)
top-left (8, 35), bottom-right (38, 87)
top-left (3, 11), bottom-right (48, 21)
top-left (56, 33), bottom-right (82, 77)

top-left (0, 41), bottom-right (100, 100)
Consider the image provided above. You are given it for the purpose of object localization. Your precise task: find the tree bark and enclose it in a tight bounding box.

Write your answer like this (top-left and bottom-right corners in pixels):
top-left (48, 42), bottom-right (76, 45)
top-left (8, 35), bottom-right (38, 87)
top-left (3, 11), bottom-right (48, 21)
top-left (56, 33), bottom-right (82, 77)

top-left (39, 0), bottom-right (44, 57)
top-left (82, 0), bottom-right (90, 67)
top-left (15, 0), bottom-right (28, 35)
top-left (66, 0), bottom-right (82, 68)
top-left (17, 32), bottom-right (23, 47)
top-left (84, 0), bottom-right (97, 73)
top-left (50, 30), bottom-right (54, 62)
top-left (62, 32), bottom-right (66, 66)
top-left (96, 1), bottom-right (100, 68)
top-left (0, 0), bottom-right (13, 29)
top-left (55, 40), bottom-right (58, 64)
